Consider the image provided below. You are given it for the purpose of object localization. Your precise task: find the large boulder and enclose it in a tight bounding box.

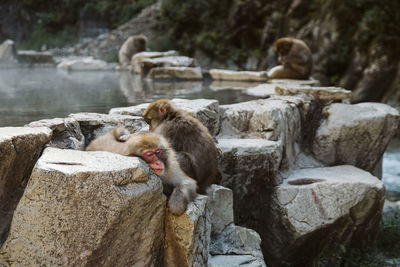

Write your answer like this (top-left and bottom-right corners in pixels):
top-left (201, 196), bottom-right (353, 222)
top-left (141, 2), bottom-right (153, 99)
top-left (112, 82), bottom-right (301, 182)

top-left (148, 66), bottom-right (203, 80)
top-left (0, 127), bottom-right (51, 244)
top-left (109, 99), bottom-right (220, 136)
top-left (263, 165), bottom-right (385, 266)
top-left (130, 51), bottom-right (178, 75)
top-left (313, 103), bottom-right (400, 172)
top-left (0, 147), bottom-right (165, 266)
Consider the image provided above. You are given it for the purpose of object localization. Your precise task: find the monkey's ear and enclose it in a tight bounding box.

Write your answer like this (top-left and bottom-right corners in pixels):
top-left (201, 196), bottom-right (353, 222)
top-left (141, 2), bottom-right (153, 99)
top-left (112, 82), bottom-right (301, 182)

top-left (159, 106), bottom-right (167, 116)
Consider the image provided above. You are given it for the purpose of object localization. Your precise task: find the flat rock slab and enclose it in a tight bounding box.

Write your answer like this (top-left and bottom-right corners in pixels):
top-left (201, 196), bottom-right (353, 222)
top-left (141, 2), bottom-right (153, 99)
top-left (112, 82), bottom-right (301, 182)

top-left (246, 83), bottom-right (276, 97)
top-left (268, 78), bottom-right (320, 86)
top-left (0, 147), bottom-right (165, 266)
top-left (0, 126), bottom-right (52, 244)
top-left (131, 50), bottom-right (178, 74)
top-left (265, 165), bottom-right (385, 266)
top-left (210, 69), bottom-right (268, 82)
top-left (275, 85), bottom-right (352, 100)
top-left (57, 57), bottom-right (112, 71)
top-left (313, 102), bottom-right (400, 171)
top-left (148, 66), bottom-right (203, 80)
top-left (209, 255), bottom-right (266, 267)
top-left (209, 80), bottom-right (261, 91)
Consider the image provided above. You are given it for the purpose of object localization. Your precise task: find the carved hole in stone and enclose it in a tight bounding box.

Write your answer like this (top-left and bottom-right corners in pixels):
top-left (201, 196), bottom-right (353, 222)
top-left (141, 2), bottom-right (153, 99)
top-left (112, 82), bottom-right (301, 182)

top-left (288, 178), bottom-right (325, 186)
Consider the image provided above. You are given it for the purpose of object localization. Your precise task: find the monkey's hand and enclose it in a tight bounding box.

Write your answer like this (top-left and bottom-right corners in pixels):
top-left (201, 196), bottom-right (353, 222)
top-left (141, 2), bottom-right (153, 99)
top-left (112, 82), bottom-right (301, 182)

top-left (168, 187), bottom-right (189, 216)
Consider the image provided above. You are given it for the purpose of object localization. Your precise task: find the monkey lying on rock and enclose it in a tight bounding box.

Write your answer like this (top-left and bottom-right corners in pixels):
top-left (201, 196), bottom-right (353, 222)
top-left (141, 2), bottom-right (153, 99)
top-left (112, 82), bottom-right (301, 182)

top-left (86, 127), bottom-right (197, 216)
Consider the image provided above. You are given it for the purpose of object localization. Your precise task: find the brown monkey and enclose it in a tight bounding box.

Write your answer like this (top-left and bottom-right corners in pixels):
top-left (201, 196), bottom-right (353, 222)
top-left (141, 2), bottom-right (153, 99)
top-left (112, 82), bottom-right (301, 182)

top-left (143, 99), bottom-right (220, 193)
top-left (86, 127), bottom-right (197, 216)
top-left (268, 37), bottom-right (312, 79)
top-left (118, 35), bottom-right (148, 66)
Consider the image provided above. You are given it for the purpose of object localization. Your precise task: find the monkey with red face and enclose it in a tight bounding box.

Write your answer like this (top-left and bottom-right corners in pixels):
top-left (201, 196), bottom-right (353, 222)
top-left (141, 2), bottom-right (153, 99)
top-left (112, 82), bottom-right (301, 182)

top-left (268, 37), bottom-right (313, 80)
top-left (143, 99), bottom-right (221, 193)
top-left (86, 127), bottom-right (197, 216)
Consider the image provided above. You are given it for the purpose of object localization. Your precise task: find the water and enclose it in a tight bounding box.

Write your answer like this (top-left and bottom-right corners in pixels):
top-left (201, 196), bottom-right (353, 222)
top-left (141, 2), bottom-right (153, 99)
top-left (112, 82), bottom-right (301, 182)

top-left (0, 68), bottom-right (257, 127)
top-left (383, 139), bottom-right (400, 198)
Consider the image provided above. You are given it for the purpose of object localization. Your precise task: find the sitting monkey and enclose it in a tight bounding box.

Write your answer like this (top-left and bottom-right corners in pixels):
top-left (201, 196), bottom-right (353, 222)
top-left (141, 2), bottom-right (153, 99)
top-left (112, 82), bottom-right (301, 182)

top-left (268, 37), bottom-right (313, 80)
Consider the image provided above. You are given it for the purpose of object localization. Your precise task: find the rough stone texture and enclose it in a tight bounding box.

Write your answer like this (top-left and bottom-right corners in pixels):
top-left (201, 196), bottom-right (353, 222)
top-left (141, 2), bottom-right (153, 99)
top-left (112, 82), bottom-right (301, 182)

top-left (275, 85), bottom-right (352, 100)
top-left (0, 147), bottom-right (165, 266)
top-left (0, 127), bottom-right (52, 245)
top-left (313, 102), bottom-right (400, 172)
top-left (206, 185), bottom-right (266, 266)
top-left (264, 165), bottom-right (385, 266)
top-left (164, 195), bottom-right (210, 267)
top-left (57, 57), bottom-right (114, 71)
top-left (0, 40), bottom-right (17, 63)
top-left (148, 66), bottom-right (203, 80)
top-left (68, 112), bottom-right (148, 145)
top-left (268, 78), bottom-right (321, 86)
top-left (27, 117), bottom-right (85, 150)
top-left (217, 138), bottom-right (281, 234)
top-left (131, 50), bottom-right (178, 74)
top-left (109, 98), bottom-right (220, 136)
top-left (210, 69), bottom-right (268, 82)
top-left (209, 80), bottom-right (259, 91)
top-left (209, 255), bottom-right (266, 267)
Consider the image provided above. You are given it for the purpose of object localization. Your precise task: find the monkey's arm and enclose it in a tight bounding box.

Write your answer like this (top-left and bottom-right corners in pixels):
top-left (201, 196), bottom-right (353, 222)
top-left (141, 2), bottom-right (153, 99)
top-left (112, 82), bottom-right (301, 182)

top-left (86, 128), bottom-right (130, 156)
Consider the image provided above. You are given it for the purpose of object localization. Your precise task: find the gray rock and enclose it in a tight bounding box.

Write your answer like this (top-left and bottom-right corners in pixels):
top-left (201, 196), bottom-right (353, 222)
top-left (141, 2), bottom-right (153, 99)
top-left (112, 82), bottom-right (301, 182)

top-left (313, 102), bottom-right (400, 172)
top-left (207, 185), bottom-right (234, 236)
top-left (148, 66), bottom-right (203, 80)
top-left (0, 127), bottom-right (51, 245)
top-left (0, 147), bottom-right (165, 266)
top-left (0, 40), bottom-right (17, 64)
top-left (209, 255), bottom-right (266, 267)
top-left (17, 50), bottom-right (55, 65)
top-left (210, 80), bottom-right (259, 91)
top-left (57, 57), bottom-right (112, 71)
top-left (210, 69), bottom-right (268, 82)
top-left (275, 85), bottom-right (352, 100)
top-left (246, 83), bottom-right (276, 97)
top-left (264, 165), bottom-right (385, 266)
top-left (131, 50), bottom-right (178, 74)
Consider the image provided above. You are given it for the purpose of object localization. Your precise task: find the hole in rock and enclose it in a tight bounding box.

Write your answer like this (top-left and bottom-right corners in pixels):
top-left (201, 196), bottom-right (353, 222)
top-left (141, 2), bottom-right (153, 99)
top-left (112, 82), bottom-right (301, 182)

top-left (288, 178), bottom-right (325, 186)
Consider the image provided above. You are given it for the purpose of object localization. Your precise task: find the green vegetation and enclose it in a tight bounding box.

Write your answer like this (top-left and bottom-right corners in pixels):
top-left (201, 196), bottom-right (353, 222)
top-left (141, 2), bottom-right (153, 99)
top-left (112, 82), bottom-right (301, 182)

top-left (17, 0), bottom-right (155, 50)
top-left (314, 209), bottom-right (400, 266)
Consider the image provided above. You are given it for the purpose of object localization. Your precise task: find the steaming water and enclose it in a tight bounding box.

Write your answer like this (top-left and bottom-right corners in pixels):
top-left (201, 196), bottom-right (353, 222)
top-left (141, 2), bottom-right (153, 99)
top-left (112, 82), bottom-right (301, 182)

top-left (0, 68), bottom-right (256, 127)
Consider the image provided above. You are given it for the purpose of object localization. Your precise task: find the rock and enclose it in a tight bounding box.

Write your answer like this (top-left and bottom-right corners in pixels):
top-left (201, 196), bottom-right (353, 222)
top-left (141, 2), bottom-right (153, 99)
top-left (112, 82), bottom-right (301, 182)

top-left (27, 117), bottom-right (85, 150)
top-left (148, 66), bottom-right (203, 80)
top-left (206, 185), bottom-right (266, 266)
top-left (0, 40), bottom-right (17, 63)
top-left (217, 138), bottom-right (281, 232)
top-left (57, 57), bottom-right (112, 71)
top-left (0, 147), bottom-right (165, 266)
top-left (164, 195), bottom-right (210, 267)
top-left (17, 50), bottom-right (55, 65)
top-left (209, 80), bottom-right (258, 91)
top-left (209, 255), bottom-right (266, 267)
top-left (268, 78), bottom-right (321, 86)
top-left (264, 165), bottom-right (385, 266)
top-left (109, 99), bottom-right (220, 136)
top-left (313, 103), bottom-right (400, 172)
top-left (0, 127), bottom-right (51, 244)
top-left (131, 51), bottom-right (178, 74)
top-left (275, 85), bottom-right (352, 100)
top-left (67, 112), bottom-right (148, 145)
top-left (246, 83), bottom-right (276, 97)
top-left (210, 69), bottom-right (268, 82)
top-left (141, 56), bottom-right (195, 77)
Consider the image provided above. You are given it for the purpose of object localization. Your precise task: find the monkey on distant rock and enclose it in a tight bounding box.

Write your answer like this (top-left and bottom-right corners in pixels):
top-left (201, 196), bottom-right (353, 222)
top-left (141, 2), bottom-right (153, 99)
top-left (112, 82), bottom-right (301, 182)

top-left (268, 37), bottom-right (312, 80)
top-left (118, 35), bottom-right (147, 66)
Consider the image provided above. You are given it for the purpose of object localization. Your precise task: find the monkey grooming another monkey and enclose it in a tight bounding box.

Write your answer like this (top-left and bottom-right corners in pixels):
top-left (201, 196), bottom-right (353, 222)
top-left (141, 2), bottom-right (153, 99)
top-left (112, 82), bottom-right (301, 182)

top-left (268, 37), bottom-right (312, 80)
top-left (118, 35), bottom-right (148, 66)
top-left (143, 99), bottom-right (221, 193)
top-left (86, 128), bottom-right (197, 216)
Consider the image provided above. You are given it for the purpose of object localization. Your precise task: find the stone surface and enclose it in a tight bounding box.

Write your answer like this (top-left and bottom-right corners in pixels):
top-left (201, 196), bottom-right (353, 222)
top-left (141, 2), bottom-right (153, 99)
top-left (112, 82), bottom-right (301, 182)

top-left (210, 69), bottom-right (268, 81)
top-left (130, 50), bottom-right (178, 74)
top-left (164, 195), bottom-right (210, 267)
top-left (148, 66), bottom-right (203, 80)
top-left (27, 117), bottom-right (85, 150)
top-left (209, 255), bottom-right (266, 267)
top-left (275, 85), bottom-right (352, 100)
top-left (264, 165), bottom-right (385, 266)
top-left (0, 40), bottom-right (17, 63)
top-left (268, 78), bottom-right (321, 86)
top-left (209, 80), bottom-right (259, 91)
top-left (17, 50), bottom-right (55, 65)
top-left (217, 138), bottom-right (281, 233)
top-left (0, 147), bottom-right (165, 266)
top-left (0, 127), bottom-right (52, 245)
top-left (246, 83), bottom-right (276, 97)
top-left (57, 57), bottom-right (112, 71)
top-left (313, 102), bottom-right (400, 172)
top-left (206, 185), bottom-right (234, 236)
top-left (110, 98), bottom-right (220, 136)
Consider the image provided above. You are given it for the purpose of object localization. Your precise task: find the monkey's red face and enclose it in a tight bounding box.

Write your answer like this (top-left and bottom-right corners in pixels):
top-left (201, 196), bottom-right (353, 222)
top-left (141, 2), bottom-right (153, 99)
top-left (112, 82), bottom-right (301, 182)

top-left (142, 148), bottom-right (165, 176)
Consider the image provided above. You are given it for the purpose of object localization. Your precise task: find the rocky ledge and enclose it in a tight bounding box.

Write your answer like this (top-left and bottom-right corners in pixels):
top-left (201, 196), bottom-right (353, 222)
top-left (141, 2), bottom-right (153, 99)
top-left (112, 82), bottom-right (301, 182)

top-left (0, 83), bottom-right (399, 266)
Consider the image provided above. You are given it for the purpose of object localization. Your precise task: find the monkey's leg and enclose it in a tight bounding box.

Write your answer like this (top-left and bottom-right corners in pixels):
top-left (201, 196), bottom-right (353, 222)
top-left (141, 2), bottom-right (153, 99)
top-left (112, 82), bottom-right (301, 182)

top-left (267, 65), bottom-right (305, 79)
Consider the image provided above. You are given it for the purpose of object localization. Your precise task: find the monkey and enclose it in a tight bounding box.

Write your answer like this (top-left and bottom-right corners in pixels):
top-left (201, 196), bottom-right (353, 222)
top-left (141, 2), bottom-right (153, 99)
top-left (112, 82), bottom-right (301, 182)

top-left (86, 127), bottom-right (197, 216)
top-left (143, 99), bottom-right (221, 193)
top-left (267, 37), bottom-right (313, 80)
top-left (118, 35), bottom-right (148, 66)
